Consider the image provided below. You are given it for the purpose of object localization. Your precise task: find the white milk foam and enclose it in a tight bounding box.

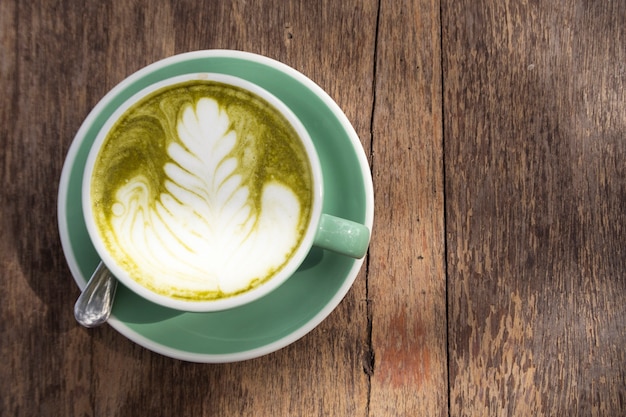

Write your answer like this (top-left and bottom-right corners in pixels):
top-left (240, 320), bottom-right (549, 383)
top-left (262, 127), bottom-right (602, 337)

top-left (108, 98), bottom-right (302, 297)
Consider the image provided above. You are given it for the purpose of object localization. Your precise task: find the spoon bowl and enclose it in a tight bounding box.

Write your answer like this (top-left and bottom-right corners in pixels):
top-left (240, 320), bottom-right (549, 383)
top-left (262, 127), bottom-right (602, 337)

top-left (74, 262), bottom-right (117, 328)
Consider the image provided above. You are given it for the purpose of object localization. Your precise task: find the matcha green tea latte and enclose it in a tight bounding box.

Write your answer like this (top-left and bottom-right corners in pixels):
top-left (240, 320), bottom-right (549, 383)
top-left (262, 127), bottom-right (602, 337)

top-left (89, 80), bottom-right (314, 301)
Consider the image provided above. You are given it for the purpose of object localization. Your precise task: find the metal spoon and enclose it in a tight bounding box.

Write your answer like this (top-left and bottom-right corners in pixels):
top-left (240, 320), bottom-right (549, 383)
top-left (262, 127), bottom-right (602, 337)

top-left (74, 262), bottom-right (118, 328)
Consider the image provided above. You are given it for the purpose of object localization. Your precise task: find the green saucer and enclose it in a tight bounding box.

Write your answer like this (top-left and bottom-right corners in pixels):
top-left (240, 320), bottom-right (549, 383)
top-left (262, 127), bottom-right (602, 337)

top-left (58, 50), bottom-right (374, 362)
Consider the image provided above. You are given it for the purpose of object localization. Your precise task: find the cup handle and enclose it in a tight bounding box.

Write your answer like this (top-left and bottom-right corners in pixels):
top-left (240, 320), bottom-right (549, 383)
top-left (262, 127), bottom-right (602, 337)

top-left (313, 214), bottom-right (371, 259)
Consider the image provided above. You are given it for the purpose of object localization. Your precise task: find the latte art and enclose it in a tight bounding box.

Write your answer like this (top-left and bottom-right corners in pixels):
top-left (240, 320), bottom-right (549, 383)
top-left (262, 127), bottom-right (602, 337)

top-left (90, 81), bottom-right (313, 300)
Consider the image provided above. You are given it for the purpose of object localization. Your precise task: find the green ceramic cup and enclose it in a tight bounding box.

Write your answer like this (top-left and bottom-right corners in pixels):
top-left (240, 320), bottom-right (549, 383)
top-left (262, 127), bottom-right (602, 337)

top-left (82, 71), bottom-right (370, 312)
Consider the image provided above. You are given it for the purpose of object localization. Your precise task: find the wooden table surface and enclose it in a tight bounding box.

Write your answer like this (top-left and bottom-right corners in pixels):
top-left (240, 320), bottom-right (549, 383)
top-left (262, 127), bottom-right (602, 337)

top-left (2, 0), bottom-right (625, 415)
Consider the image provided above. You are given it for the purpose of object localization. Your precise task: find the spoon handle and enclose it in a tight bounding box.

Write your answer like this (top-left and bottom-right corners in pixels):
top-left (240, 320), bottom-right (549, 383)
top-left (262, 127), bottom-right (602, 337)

top-left (74, 262), bottom-right (118, 328)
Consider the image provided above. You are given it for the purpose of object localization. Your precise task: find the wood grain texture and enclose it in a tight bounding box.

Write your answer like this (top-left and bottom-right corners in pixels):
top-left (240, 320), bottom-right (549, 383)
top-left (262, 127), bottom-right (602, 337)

top-left (1, 1), bottom-right (377, 416)
top-left (3, 0), bottom-right (626, 415)
top-left (443, 0), bottom-right (626, 414)
top-left (369, 0), bottom-right (448, 415)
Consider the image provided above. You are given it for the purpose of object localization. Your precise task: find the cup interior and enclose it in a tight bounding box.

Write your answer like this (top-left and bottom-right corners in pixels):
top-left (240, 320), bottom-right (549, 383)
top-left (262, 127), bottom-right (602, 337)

top-left (82, 72), bottom-right (323, 312)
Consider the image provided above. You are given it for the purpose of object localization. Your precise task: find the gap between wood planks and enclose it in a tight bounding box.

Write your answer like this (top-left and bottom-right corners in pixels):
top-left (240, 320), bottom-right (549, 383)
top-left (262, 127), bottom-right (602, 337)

top-left (364, 0), bottom-right (382, 415)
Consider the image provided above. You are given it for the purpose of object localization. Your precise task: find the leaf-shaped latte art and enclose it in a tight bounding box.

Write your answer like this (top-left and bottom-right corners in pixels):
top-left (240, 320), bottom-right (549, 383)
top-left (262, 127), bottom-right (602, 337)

top-left (109, 98), bottom-right (302, 298)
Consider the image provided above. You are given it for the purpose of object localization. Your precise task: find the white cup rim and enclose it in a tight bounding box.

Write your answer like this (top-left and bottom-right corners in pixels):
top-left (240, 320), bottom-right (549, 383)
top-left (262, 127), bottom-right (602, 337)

top-left (82, 73), bottom-right (324, 312)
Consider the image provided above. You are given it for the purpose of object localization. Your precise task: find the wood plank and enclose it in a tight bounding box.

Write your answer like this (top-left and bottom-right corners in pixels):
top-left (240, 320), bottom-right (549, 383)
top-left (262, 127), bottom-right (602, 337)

top-left (1, 0), bottom-right (378, 416)
top-left (369, 0), bottom-right (448, 415)
top-left (1, 1), bottom-right (94, 415)
top-left (442, 0), bottom-right (626, 414)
